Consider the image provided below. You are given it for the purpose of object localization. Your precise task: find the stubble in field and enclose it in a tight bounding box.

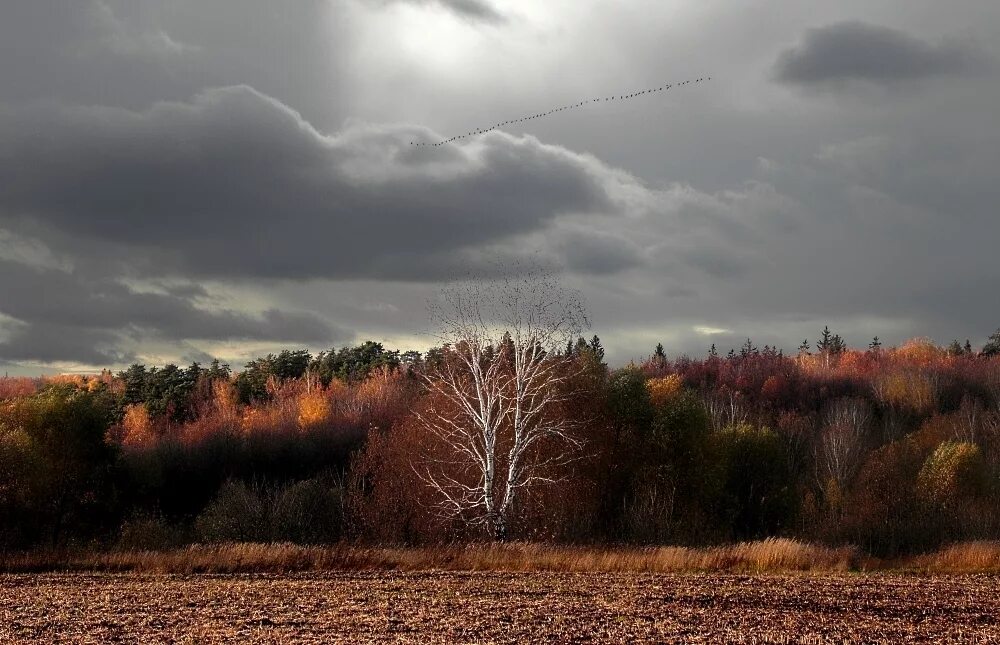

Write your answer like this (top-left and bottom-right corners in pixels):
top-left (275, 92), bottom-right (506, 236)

top-left (2, 571), bottom-right (999, 643)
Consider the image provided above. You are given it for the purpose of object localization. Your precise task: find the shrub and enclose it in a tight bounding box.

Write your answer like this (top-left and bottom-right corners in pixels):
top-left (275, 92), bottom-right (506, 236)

top-left (916, 441), bottom-right (987, 509)
top-left (271, 477), bottom-right (343, 544)
top-left (117, 512), bottom-right (188, 551)
top-left (195, 480), bottom-right (270, 543)
top-left (195, 477), bottom-right (344, 544)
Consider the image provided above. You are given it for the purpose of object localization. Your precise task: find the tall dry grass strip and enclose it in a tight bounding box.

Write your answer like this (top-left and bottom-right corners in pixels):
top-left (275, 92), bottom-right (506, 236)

top-left (0, 539), bottom-right (849, 574)
top-left (900, 541), bottom-right (1000, 573)
top-left (3, 539), bottom-right (999, 575)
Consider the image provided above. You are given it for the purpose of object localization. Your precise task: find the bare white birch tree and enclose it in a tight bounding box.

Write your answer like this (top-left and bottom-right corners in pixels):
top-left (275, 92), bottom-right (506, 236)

top-left (704, 388), bottom-right (748, 431)
top-left (413, 269), bottom-right (589, 540)
top-left (815, 397), bottom-right (872, 494)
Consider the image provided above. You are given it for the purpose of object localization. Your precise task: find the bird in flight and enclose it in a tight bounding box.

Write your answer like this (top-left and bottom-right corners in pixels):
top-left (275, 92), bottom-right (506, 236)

top-left (409, 75), bottom-right (711, 147)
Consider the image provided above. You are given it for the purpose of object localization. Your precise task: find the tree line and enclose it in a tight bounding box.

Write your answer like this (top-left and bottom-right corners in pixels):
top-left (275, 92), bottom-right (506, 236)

top-left (3, 314), bottom-right (1000, 555)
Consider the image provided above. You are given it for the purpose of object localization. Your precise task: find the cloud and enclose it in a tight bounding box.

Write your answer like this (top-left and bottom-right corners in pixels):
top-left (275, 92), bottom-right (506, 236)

top-left (0, 0), bottom-right (198, 107)
top-left (436, 0), bottom-right (505, 23)
top-left (365, 0), bottom-right (505, 24)
top-left (693, 326), bottom-right (730, 337)
top-left (773, 21), bottom-right (987, 87)
top-left (0, 257), bottom-right (341, 366)
top-left (2, 0), bottom-right (999, 370)
top-left (0, 85), bottom-right (625, 283)
top-left (0, 84), bottom-right (654, 366)
top-left (0, 321), bottom-right (133, 366)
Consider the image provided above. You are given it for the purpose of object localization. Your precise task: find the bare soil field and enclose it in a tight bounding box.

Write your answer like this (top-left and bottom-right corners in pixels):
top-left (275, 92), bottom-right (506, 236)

top-left (1, 571), bottom-right (999, 644)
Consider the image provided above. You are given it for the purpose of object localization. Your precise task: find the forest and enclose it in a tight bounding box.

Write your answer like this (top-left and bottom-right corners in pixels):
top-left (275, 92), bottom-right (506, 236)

top-left (2, 327), bottom-right (1000, 557)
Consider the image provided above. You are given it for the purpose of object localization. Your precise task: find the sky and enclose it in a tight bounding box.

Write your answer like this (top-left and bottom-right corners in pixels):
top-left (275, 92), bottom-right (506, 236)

top-left (1, 0), bottom-right (998, 374)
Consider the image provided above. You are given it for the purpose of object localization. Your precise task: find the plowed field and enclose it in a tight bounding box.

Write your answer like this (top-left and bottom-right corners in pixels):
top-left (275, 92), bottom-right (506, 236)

top-left (2, 571), bottom-right (998, 643)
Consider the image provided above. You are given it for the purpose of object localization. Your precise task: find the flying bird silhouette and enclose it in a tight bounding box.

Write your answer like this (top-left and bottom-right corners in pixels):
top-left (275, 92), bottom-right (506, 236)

top-left (409, 75), bottom-right (711, 147)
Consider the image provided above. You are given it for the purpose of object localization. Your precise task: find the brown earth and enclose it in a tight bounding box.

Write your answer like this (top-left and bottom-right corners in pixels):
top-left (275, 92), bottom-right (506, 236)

top-left (1, 571), bottom-right (998, 644)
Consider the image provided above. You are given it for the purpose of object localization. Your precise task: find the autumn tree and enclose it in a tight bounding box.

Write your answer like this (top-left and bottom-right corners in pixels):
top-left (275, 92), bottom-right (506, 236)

top-left (0, 385), bottom-right (116, 546)
top-left (413, 270), bottom-right (589, 541)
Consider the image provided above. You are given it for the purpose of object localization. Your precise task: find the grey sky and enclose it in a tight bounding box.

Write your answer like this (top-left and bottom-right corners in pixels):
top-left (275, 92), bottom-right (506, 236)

top-left (1, 0), bottom-right (998, 373)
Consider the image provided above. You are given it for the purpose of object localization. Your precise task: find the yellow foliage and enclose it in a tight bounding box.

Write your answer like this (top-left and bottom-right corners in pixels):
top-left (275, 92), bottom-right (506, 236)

top-left (297, 391), bottom-right (332, 429)
top-left (646, 375), bottom-right (684, 407)
top-left (121, 403), bottom-right (155, 446)
top-left (211, 380), bottom-right (239, 422)
top-left (916, 441), bottom-right (985, 507)
top-left (893, 337), bottom-right (945, 365)
top-left (47, 374), bottom-right (86, 388)
top-left (874, 371), bottom-right (936, 413)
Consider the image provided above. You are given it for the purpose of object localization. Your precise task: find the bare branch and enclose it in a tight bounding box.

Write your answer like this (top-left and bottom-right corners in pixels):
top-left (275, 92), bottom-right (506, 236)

top-left (410, 268), bottom-right (589, 540)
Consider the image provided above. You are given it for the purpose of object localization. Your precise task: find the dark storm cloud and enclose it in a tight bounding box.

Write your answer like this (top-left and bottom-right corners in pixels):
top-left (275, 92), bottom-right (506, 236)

top-left (366, 0), bottom-right (505, 23)
top-left (0, 258), bottom-right (340, 364)
top-left (0, 85), bottom-right (616, 282)
top-left (774, 21), bottom-right (987, 86)
top-left (0, 322), bottom-right (133, 366)
top-left (1, 0), bottom-right (998, 370)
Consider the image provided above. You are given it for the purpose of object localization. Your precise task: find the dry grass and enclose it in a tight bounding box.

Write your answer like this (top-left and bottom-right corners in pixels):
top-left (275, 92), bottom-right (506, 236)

top-left (1, 539), bottom-right (863, 575)
top-left (900, 541), bottom-right (1000, 573)
top-left (7, 538), bottom-right (997, 575)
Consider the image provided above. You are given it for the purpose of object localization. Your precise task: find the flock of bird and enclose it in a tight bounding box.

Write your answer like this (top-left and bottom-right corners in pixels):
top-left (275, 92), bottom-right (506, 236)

top-left (410, 76), bottom-right (711, 148)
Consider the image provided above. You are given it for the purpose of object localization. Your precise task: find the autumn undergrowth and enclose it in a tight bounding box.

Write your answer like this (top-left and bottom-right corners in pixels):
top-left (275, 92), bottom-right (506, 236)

top-left (4, 539), bottom-right (1000, 575)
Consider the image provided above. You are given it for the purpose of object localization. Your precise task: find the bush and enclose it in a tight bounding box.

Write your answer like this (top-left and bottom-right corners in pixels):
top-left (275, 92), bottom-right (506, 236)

top-left (195, 480), bottom-right (270, 542)
top-left (271, 477), bottom-right (343, 544)
top-left (117, 512), bottom-right (188, 551)
top-left (917, 441), bottom-right (987, 509)
top-left (195, 477), bottom-right (344, 544)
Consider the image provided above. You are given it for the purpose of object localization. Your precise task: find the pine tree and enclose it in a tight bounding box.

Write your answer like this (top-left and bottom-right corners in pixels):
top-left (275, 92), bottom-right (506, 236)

top-left (964, 339), bottom-right (974, 355)
top-left (654, 343), bottom-right (666, 360)
top-left (816, 326), bottom-right (842, 367)
top-left (588, 335), bottom-right (605, 362)
top-left (868, 336), bottom-right (881, 352)
top-left (708, 343), bottom-right (718, 358)
top-left (797, 339), bottom-right (810, 355)
top-left (816, 326), bottom-right (833, 355)
top-left (982, 329), bottom-right (1000, 357)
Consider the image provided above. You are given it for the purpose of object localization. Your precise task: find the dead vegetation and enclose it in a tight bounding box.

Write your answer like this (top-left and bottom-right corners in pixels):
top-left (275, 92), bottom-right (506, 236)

top-left (4, 538), bottom-right (999, 575)
top-left (901, 541), bottom-right (1000, 573)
